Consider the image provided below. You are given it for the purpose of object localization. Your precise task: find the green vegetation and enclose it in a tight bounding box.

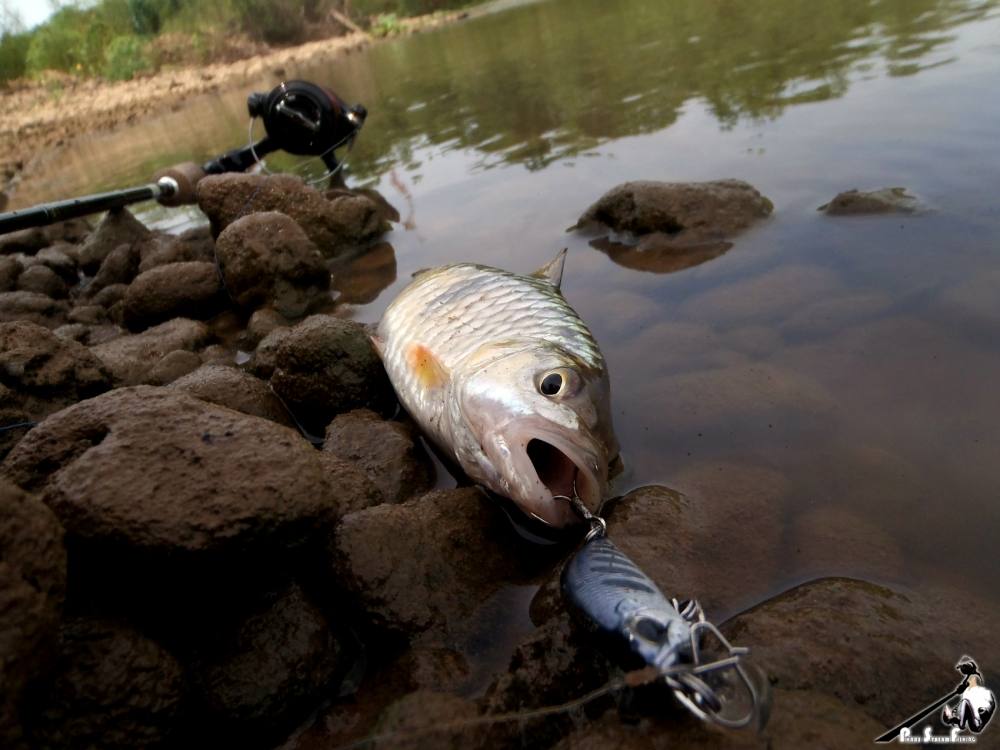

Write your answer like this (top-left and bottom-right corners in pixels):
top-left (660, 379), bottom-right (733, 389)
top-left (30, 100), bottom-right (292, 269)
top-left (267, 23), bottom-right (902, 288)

top-left (0, 0), bottom-right (472, 86)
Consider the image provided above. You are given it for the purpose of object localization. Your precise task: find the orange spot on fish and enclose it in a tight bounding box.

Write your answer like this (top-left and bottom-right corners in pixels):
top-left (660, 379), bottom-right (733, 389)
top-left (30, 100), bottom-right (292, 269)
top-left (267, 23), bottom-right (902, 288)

top-left (406, 343), bottom-right (449, 389)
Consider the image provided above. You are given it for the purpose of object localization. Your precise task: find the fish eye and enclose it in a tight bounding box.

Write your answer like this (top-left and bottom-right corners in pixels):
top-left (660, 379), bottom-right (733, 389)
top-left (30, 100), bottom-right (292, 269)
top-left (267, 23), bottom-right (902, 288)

top-left (539, 371), bottom-right (564, 397)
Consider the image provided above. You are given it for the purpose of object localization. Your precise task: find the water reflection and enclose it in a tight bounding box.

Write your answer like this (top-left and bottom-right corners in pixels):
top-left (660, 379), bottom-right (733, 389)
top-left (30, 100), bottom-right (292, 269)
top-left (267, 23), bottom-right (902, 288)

top-left (589, 235), bottom-right (731, 274)
top-left (330, 241), bottom-right (398, 305)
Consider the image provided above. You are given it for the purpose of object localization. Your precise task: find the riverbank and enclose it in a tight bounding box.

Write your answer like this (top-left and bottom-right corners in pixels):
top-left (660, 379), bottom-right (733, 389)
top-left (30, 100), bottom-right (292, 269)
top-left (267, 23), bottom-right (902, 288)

top-left (0, 9), bottom-right (467, 209)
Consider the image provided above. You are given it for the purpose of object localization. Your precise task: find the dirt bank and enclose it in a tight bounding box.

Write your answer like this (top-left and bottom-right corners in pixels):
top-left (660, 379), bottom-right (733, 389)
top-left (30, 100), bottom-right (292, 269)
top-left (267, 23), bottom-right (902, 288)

top-left (0, 11), bottom-right (466, 207)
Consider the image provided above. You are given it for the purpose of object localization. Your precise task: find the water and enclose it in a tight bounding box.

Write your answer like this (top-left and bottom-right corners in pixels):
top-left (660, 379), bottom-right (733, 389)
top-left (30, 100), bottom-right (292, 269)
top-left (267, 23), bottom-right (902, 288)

top-left (12, 0), bottom-right (1000, 717)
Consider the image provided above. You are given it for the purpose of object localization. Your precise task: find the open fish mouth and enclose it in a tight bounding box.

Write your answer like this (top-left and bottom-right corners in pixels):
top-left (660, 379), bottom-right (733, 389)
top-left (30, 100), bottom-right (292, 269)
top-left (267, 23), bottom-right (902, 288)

top-left (519, 436), bottom-right (603, 527)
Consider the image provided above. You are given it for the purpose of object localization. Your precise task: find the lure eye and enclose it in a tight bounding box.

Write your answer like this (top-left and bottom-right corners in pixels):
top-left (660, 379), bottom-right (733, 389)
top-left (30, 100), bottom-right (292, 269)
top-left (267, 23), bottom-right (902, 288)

top-left (539, 372), bottom-right (564, 396)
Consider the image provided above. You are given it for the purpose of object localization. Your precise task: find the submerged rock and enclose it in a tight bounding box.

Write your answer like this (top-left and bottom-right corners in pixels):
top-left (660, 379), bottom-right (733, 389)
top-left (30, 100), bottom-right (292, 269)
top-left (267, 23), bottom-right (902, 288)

top-left (576, 180), bottom-right (773, 247)
top-left (269, 314), bottom-right (395, 431)
top-left (323, 409), bottom-right (433, 504)
top-left (26, 617), bottom-right (186, 750)
top-left (818, 187), bottom-right (922, 215)
top-left (0, 480), bottom-right (66, 749)
top-left (196, 173), bottom-right (391, 255)
top-left (122, 261), bottom-right (225, 331)
top-left (215, 211), bottom-right (330, 319)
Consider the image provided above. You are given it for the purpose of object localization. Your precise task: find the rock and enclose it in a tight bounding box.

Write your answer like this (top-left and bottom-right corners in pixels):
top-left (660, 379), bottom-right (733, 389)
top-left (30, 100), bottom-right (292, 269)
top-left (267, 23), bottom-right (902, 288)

top-left (323, 409), bottom-right (433, 503)
top-left (52, 323), bottom-right (89, 344)
top-left (270, 315), bottom-right (395, 432)
top-left (0, 291), bottom-right (69, 328)
top-left (721, 578), bottom-right (1000, 726)
top-left (248, 325), bottom-right (293, 379)
top-left (123, 261), bottom-right (225, 331)
top-left (30, 246), bottom-right (78, 284)
top-left (374, 691), bottom-right (482, 750)
top-left (0, 480), bottom-right (66, 748)
top-left (576, 180), bottom-right (773, 244)
top-left (0, 227), bottom-right (47, 255)
top-left (170, 364), bottom-right (294, 427)
top-left (0, 256), bottom-right (20, 291)
top-left (77, 208), bottom-right (151, 274)
top-left (91, 318), bottom-right (210, 386)
top-left (199, 344), bottom-right (234, 366)
top-left (136, 228), bottom-right (215, 273)
top-left (89, 242), bottom-right (140, 293)
top-left (66, 306), bottom-right (106, 327)
top-left (0, 320), bottom-right (111, 420)
top-left (43, 218), bottom-right (91, 245)
top-left (190, 584), bottom-right (339, 739)
top-left (2, 387), bottom-right (363, 583)
top-left (196, 173), bottom-right (390, 255)
top-left (604, 465), bottom-right (788, 619)
top-left (818, 187), bottom-right (921, 215)
top-left (92, 282), bottom-right (128, 309)
top-left (788, 505), bottom-right (906, 582)
top-left (53, 323), bottom-right (121, 348)
top-left (144, 348), bottom-right (203, 385)
top-left (330, 487), bottom-right (541, 639)
top-left (314, 452), bottom-right (385, 515)
top-left (590, 234), bottom-right (731, 274)
top-left (238, 307), bottom-right (290, 350)
top-left (27, 617), bottom-right (185, 750)
top-left (15, 264), bottom-right (67, 299)
top-left (330, 242), bottom-right (398, 305)
top-left (215, 211), bottom-right (331, 319)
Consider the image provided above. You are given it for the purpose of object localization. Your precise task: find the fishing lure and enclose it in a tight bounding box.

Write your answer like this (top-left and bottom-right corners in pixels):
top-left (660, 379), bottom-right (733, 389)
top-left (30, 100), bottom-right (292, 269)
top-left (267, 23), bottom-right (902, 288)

top-left (560, 496), bottom-right (769, 729)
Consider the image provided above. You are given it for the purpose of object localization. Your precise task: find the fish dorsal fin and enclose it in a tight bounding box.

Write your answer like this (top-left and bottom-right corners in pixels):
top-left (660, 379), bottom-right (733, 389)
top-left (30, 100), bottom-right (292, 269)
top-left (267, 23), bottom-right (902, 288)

top-left (531, 248), bottom-right (567, 290)
top-left (406, 343), bottom-right (450, 390)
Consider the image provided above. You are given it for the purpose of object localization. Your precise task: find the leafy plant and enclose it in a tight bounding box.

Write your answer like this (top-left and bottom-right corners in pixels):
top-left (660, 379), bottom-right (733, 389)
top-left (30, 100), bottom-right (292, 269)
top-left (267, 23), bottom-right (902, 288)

top-left (102, 34), bottom-right (152, 80)
top-left (370, 12), bottom-right (402, 37)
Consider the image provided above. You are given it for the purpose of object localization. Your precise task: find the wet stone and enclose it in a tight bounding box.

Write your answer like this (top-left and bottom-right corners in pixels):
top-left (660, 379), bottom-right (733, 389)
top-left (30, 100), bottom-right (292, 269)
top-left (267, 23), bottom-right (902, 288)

top-left (323, 409), bottom-right (434, 504)
top-left (818, 187), bottom-right (922, 215)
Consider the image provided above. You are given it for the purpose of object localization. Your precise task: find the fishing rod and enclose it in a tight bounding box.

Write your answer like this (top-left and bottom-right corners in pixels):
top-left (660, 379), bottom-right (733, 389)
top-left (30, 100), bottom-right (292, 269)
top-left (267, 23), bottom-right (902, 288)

top-left (0, 80), bottom-right (367, 236)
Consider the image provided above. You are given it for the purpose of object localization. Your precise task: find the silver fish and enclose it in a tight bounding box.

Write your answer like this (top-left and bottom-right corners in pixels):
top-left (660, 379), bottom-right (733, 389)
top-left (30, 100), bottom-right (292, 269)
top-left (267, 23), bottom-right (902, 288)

top-left (374, 250), bottom-right (618, 527)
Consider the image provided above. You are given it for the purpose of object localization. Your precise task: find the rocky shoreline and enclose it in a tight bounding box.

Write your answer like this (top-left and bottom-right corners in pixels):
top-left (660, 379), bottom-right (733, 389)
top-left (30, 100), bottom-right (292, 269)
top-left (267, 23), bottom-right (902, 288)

top-left (0, 176), bottom-right (992, 748)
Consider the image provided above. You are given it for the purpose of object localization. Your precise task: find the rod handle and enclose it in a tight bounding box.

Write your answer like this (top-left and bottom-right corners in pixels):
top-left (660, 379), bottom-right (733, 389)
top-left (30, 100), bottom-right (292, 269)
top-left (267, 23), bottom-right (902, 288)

top-left (152, 161), bottom-right (207, 206)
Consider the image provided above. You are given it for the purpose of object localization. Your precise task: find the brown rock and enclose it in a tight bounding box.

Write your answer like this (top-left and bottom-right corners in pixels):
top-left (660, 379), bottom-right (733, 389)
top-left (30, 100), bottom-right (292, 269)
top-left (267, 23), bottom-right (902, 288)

top-left (215, 211), bottom-right (331, 318)
top-left (170, 364), bottom-right (294, 427)
top-left (576, 180), bottom-right (773, 242)
top-left (324, 409), bottom-right (433, 504)
top-left (314, 451), bottom-right (385, 515)
top-left (0, 227), bottom-right (47, 255)
top-left (123, 261), bottom-right (225, 331)
top-left (604, 465), bottom-right (788, 619)
top-left (15, 264), bottom-right (68, 298)
top-left (1, 387), bottom-right (351, 575)
top-left (0, 256), bottom-right (20, 291)
top-left (374, 691), bottom-right (483, 750)
top-left (196, 173), bottom-right (390, 255)
top-left (144, 348), bottom-right (202, 385)
top-left (89, 242), bottom-right (140, 293)
top-left (77, 208), bottom-right (150, 274)
top-left (27, 617), bottom-right (185, 750)
top-left (238, 306), bottom-right (290, 350)
top-left (190, 584), bottom-right (340, 739)
top-left (91, 317), bottom-right (210, 385)
top-left (270, 315), bottom-right (395, 431)
top-left (0, 480), bottom-right (66, 748)
top-left (818, 187), bottom-right (921, 215)
top-left (91, 282), bottom-right (128, 309)
top-left (330, 487), bottom-right (540, 639)
top-left (136, 227), bottom-right (215, 273)
top-left (30, 246), bottom-right (78, 284)
top-left (0, 291), bottom-right (69, 328)
top-left (67, 304), bottom-right (108, 325)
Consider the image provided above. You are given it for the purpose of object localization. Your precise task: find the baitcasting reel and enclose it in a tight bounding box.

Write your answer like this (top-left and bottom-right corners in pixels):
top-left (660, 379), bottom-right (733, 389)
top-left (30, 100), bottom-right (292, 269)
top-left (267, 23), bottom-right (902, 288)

top-left (204, 80), bottom-right (368, 177)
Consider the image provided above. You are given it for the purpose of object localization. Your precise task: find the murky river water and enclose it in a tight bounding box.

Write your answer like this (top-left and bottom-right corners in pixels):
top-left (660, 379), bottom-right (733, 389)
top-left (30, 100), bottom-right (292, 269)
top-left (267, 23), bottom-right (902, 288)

top-left (13, 0), bottom-right (1000, 723)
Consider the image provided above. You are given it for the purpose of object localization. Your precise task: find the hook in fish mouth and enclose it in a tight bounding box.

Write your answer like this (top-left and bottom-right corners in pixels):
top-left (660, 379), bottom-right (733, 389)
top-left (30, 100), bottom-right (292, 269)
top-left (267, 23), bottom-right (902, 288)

top-left (520, 436), bottom-right (602, 527)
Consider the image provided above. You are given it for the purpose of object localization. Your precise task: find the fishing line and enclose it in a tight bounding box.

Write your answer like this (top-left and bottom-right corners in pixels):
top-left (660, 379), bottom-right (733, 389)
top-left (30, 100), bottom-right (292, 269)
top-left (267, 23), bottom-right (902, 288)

top-left (330, 671), bottom-right (659, 750)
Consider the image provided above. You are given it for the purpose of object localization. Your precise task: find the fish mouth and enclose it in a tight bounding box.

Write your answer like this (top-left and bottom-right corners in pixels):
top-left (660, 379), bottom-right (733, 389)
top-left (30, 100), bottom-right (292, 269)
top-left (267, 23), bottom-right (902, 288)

top-left (512, 432), bottom-right (604, 528)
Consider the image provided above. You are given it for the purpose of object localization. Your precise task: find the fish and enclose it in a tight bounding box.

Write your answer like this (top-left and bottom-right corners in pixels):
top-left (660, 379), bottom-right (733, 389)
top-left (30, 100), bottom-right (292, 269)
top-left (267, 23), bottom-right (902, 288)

top-left (373, 250), bottom-right (618, 527)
